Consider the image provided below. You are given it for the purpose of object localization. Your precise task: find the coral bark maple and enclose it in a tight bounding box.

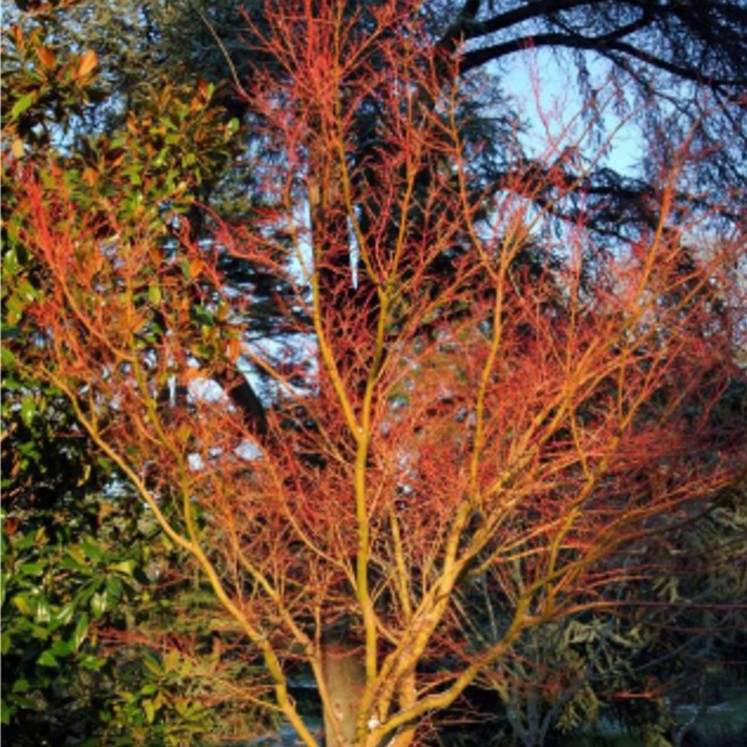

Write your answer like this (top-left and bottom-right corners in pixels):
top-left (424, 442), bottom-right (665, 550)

top-left (6, 2), bottom-right (746, 746)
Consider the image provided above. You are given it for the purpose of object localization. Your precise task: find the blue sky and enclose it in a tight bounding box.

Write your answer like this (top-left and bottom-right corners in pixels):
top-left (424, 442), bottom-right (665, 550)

top-left (497, 48), bottom-right (643, 177)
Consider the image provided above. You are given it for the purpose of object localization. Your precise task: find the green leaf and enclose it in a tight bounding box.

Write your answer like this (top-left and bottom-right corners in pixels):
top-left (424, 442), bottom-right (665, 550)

top-left (148, 285), bottom-right (162, 305)
top-left (143, 698), bottom-right (156, 724)
top-left (79, 654), bottom-right (104, 671)
top-left (82, 537), bottom-right (104, 563)
top-left (106, 574), bottom-right (123, 601)
top-left (3, 247), bottom-right (19, 275)
top-left (20, 561), bottom-right (44, 577)
top-left (20, 396), bottom-right (35, 427)
top-left (50, 638), bottom-right (73, 657)
top-left (31, 625), bottom-right (50, 640)
top-left (37, 650), bottom-right (58, 668)
top-left (143, 654), bottom-right (162, 676)
top-left (163, 649), bottom-right (180, 673)
top-left (35, 598), bottom-right (51, 623)
top-left (66, 544), bottom-right (88, 567)
top-left (12, 593), bottom-right (31, 616)
top-left (76, 462), bottom-right (92, 486)
top-left (10, 695), bottom-right (38, 710)
top-left (91, 590), bottom-right (107, 618)
top-left (174, 699), bottom-right (190, 717)
top-left (0, 570), bottom-right (8, 607)
top-left (12, 678), bottom-right (29, 693)
top-left (16, 278), bottom-right (38, 303)
top-left (54, 602), bottom-right (76, 627)
top-left (73, 612), bottom-right (89, 650)
top-left (59, 555), bottom-right (86, 573)
top-left (108, 559), bottom-right (136, 576)
top-left (10, 93), bottom-right (35, 120)
top-left (1, 347), bottom-right (16, 370)
top-left (152, 148), bottom-right (169, 168)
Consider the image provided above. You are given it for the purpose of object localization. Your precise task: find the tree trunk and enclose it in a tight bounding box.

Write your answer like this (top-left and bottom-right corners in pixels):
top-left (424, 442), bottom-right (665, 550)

top-left (321, 643), bottom-right (367, 747)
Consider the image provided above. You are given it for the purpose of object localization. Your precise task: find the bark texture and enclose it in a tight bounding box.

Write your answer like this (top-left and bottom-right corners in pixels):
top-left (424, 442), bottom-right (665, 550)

top-left (321, 643), bottom-right (367, 747)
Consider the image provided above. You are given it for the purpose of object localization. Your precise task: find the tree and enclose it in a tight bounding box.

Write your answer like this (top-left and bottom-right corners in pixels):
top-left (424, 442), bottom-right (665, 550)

top-left (4, 1), bottom-right (747, 747)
